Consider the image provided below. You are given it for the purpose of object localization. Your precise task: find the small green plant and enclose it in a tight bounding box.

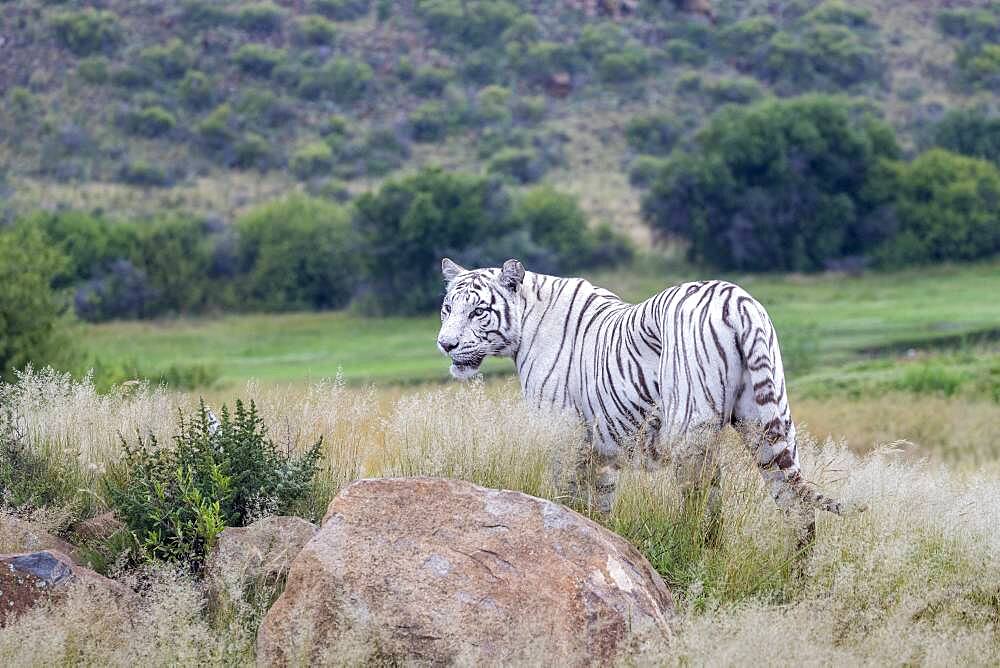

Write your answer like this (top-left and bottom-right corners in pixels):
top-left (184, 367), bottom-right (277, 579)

top-left (312, 0), bottom-right (370, 21)
top-left (294, 15), bottom-right (338, 46)
top-left (233, 44), bottom-right (286, 77)
top-left (106, 401), bottom-right (322, 569)
top-left (119, 106), bottom-right (176, 138)
top-left (50, 9), bottom-right (122, 56)
top-left (290, 141), bottom-right (334, 179)
top-left (236, 2), bottom-right (285, 35)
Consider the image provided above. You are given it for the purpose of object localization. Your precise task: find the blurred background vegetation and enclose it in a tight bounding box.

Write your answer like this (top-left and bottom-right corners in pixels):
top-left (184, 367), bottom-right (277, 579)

top-left (0, 0), bottom-right (998, 393)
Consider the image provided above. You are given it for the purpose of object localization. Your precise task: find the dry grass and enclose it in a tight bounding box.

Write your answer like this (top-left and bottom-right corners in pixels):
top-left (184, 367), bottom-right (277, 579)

top-left (1, 370), bottom-right (998, 665)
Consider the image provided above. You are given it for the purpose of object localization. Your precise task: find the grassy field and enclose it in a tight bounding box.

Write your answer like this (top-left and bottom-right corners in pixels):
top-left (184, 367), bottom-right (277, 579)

top-left (78, 260), bottom-right (1000, 388)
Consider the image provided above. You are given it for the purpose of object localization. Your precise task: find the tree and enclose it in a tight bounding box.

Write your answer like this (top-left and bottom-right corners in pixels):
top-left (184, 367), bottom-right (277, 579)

top-left (642, 95), bottom-right (899, 271)
top-left (926, 109), bottom-right (1000, 168)
top-left (878, 149), bottom-right (1000, 266)
top-left (236, 195), bottom-right (361, 310)
top-left (353, 169), bottom-right (516, 314)
top-left (0, 228), bottom-right (71, 380)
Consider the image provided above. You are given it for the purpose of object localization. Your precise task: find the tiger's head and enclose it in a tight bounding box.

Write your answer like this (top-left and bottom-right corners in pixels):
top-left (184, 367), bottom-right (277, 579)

top-left (437, 257), bottom-right (525, 380)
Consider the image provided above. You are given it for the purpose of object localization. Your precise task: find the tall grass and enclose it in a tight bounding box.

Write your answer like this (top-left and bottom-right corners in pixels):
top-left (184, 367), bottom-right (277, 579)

top-left (1, 370), bottom-right (998, 665)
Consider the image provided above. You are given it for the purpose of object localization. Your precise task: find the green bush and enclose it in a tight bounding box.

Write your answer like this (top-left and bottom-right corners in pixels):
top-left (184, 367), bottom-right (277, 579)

top-left (50, 9), bottom-right (122, 56)
top-left (629, 155), bottom-right (668, 188)
top-left (119, 106), bottom-right (176, 138)
top-left (353, 168), bottom-right (517, 313)
top-left (926, 109), bottom-right (1000, 167)
top-left (410, 66), bottom-right (453, 97)
top-left (110, 65), bottom-right (152, 89)
top-left (578, 23), bottom-right (626, 61)
top-left (233, 44), bottom-right (286, 77)
top-left (488, 147), bottom-right (544, 184)
top-left (597, 47), bottom-right (650, 83)
top-left (139, 39), bottom-right (192, 79)
top-left (129, 216), bottom-right (216, 315)
top-left (512, 41), bottom-right (579, 81)
top-left (296, 58), bottom-right (373, 103)
top-left (642, 95), bottom-right (900, 272)
top-left (475, 85), bottom-right (512, 123)
top-left (805, 1), bottom-right (873, 29)
top-left (20, 210), bottom-right (137, 287)
top-left (236, 3), bottom-right (285, 35)
top-left (409, 102), bottom-right (453, 142)
top-left (958, 43), bottom-right (1000, 88)
top-left (179, 0), bottom-right (233, 30)
top-left (106, 401), bottom-right (322, 568)
top-left (179, 71), bottom-right (215, 109)
top-left (312, 0), bottom-right (370, 21)
top-left (511, 186), bottom-right (631, 272)
top-left (625, 113), bottom-right (681, 155)
top-left (878, 149), bottom-right (1000, 266)
top-left (417, 0), bottom-right (517, 48)
top-left (117, 160), bottom-right (172, 187)
top-left (290, 141), bottom-right (334, 179)
top-left (719, 16), bottom-right (778, 56)
top-left (0, 228), bottom-right (70, 379)
top-left (664, 39), bottom-right (707, 66)
top-left (236, 195), bottom-right (361, 310)
top-left (704, 77), bottom-right (765, 106)
top-left (513, 96), bottom-right (547, 125)
top-left (235, 89), bottom-right (295, 128)
top-left (232, 133), bottom-right (274, 169)
top-left (294, 15), bottom-right (338, 46)
top-left (936, 7), bottom-right (999, 41)
top-left (196, 104), bottom-right (236, 151)
top-left (76, 56), bottom-right (109, 84)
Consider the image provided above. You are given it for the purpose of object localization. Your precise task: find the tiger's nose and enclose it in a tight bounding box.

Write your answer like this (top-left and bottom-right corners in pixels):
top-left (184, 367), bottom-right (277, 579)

top-left (438, 338), bottom-right (459, 353)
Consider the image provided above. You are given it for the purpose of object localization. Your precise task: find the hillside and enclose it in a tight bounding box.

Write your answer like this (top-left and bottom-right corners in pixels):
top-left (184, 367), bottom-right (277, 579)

top-left (2, 0), bottom-right (996, 236)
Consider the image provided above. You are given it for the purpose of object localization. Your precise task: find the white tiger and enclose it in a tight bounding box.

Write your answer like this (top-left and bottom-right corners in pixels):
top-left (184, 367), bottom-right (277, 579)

top-left (437, 257), bottom-right (848, 541)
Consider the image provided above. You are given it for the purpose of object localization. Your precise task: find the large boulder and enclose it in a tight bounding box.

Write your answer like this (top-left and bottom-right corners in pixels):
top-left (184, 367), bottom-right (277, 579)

top-left (0, 550), bottom-right (134, 626)
top-left (205, 515), bottom-right (317, 611)
top-left (257, 477), bottom-right (674, 666)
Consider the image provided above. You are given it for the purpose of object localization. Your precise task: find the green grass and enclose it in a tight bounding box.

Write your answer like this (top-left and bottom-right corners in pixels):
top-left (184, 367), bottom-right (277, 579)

top-left (78, 261), bottom-right (1000, 387)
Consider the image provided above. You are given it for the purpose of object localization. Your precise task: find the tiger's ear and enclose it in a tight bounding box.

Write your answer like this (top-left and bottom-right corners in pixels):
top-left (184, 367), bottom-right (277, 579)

top-left (441, 258), bottom-right (466, 281)
top-left (500, 258), bottom-right (525, 291)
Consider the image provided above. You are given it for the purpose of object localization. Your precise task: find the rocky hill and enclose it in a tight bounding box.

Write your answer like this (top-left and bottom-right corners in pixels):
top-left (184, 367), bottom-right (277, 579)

top-left (0, 0), bottom-right (995, 236)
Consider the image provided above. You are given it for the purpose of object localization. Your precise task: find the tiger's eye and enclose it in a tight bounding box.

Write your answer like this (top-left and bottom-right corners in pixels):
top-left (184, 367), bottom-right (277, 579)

top-left (472, 307), bottom-right (486, 317)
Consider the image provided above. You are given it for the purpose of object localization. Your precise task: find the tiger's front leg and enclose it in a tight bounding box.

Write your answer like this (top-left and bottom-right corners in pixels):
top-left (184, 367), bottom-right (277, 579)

top-left (566, 426), bottom-right (621, 515)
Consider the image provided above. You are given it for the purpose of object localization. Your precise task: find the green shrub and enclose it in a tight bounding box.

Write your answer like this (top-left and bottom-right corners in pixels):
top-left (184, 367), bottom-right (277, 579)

top-left (476, 85), bottom-right (512, 123)
top-left (50, 9), bottom-right (122, 55)
top-left (179, 0), bottom-right (233, 30)
top-left (926, 108), bottom-right (1000, 167)
top-left (179, 71), bottom-right (214, 109)
top-left (235, 89), bottom-right (295, 128)
top-left (353, 168), bottom-right (518, 313)
top-left (233, 133), bottom-right (273, 169)
top-left (512, 41), bottom-right (579, 81)
top-left (488, 147), bottom-right (544, 184)
top-left (233, 44), bottom-right (286, 77)
top-left (312, 0), bottom-right (370, 21)
top-left (936, 7), bottom-right (999, 41)
top-left (20, 210), bottom-right (137, 287)
top-left (958, 43), bottom-right (1000, 88)
top-left (353, 128), bottom-right (410, 177)
top-left (117, 160), bottom-right (172, 187)
top-left (119, 106), bottom-right (176, 138)
top-left (664, 39), bottom-right (707, 66)
top-left (106, 401), bottom-right (322, 568)
top-left (110, 65), bottom-right (152, 89)
top-left (513, 96), bottom-right (547, 125)
top-left (0, 228), bottom-right (70, 379)
top-left (376, 0), bottom-right (391, 22)
top-left (294, 14), bottom-right (338, 45)
top-left (642, 95), bottom-right (900, 272)
top-left (410, 66), bottom-right (453, 97)
top-left (76, 56), bottom-right (109, 84)
top-left (719, 16), bottom-right (778, 56)
top-left (579, 23), bottom-right (626, 61)
top-left (290, 141), bottom-right (334, 179)
top-left (129, 217), bottom-right (217, 316)
top-left (236, 195), bottom-right (361, 310)
top-left (500, 14), bottom-right (541, 45)
top-left (320, 114), bottom-right (351, 141)
top-left (597, 47), bottom-right (650, 83)
top-left (629, 155), bottom-right (668, 188)
top-left (139, 39), bottom-right (192, 79)
top-left (625, 113), bottom-right (681, 155)
top-left (296, 58), bottom-right (373, 102)
top-left (805, 1), bottom-right (873, 28)
top-left (196, 104), bottom-right (236, 151)
top-left (675, 70), bottom-right (703, 94)
top-left (760, 24), bottom-right (883, 91)
top-left (236, 2), bottom-right (285, 35)
top-left (417, 0), bottom-right (517, 48)
top-left (460, 50), bottom-right (501, 84)
top-left (704, 77), bottom-right (765, 106)
top-left (877, 149), bottom-right (1000, 266)
top-left (409, 102), bottom-right (452, 142)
